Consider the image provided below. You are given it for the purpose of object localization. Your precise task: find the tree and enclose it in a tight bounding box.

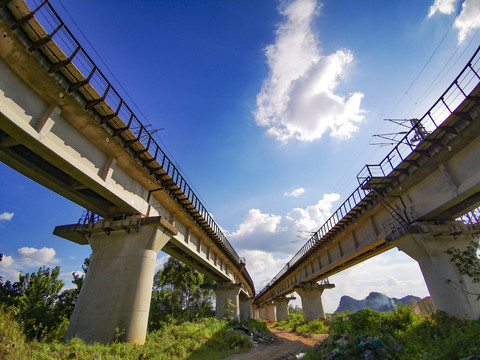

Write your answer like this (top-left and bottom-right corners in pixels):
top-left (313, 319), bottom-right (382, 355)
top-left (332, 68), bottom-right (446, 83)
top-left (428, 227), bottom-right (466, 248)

top-left (149, 257), bottom-right (214, 330)
top-left (0, 256), bottom-right (92, 340)
top-left (445, 239), bottom-right (480, 299)
top-left (57, 256), bottom-right (91, 316)
top-left (2, 266), bottom-right (65, 339)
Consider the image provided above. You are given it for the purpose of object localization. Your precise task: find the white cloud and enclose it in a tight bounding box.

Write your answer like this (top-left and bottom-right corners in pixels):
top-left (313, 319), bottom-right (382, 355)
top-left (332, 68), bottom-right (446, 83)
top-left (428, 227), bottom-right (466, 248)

top-left (155, 255), bottom-right (170, 273)
top-left (427, 0), bottom-right (480, 43)
top-left (254, 0), bottom-right (364, 142)
top-left (0, 212), bottom-right (14, 221)
top-left (454, 0), bottom-right (480, 43)
top-left (230, 209), bottom-right (284, 238)
top-left (229, 193), bottom-right (340, 254)
top-left (0, 254), bottom-right (19, 281)
top-left (284, 187), bottom-right (305, 197)
top-left (239, 249), bottom-right (290, 291)
top-left (286, 193), bottom-right (340, 232)
top-left (15, 247), bottom-right (60, 267)
top-left (59, 271), bottom-right (83, 289)
top-left (427, 0), bottom-right (457, 17)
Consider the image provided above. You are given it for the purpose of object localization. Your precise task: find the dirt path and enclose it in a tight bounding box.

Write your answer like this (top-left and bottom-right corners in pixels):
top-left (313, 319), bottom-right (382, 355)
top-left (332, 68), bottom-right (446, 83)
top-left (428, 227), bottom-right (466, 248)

top-left (226, 322), bottom-right (327, 360)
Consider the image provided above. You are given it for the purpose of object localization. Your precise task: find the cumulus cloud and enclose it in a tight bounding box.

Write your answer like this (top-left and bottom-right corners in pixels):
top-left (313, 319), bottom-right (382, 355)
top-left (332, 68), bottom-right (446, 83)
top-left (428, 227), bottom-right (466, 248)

top-left (427, 0), bottom-right (480, 43)
top-left (230, 193), bottom-right (340, 254)
top-left (454, 0), bottom-right (480, 43)
top-left (238, 249), bottom-right (290, 290)
top-left (14, 247), bottom-right (60, 267)
top-left (286, 193), bottom-right (340, 232)
top-left (283, 187), bottom-right (305, 197)
top-left (0, 254), bottom-right (19, 282)
top-left (0, 212), bottom-right (14, 221)
top-left (254, 0), bottom-right (364, 142)
top-left (427, 0), bottom-right (457, 17)
top-left (230, 209), bottom-right (284, 238)
top-left (155, 255), bottom-right (170, 273)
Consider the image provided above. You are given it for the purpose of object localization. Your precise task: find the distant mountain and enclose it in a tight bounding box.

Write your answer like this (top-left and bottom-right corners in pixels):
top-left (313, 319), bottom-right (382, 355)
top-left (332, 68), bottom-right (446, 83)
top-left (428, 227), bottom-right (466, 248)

top-left (334, 292), bottom-right (421, 314)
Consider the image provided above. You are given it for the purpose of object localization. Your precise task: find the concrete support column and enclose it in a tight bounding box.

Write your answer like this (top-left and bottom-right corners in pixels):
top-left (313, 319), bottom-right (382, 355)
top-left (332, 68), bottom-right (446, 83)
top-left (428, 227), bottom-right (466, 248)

top-left (274, 296), bottom-right (295, 322)
top-left (253, 307), bottom-right (260, 320)
top-left (295, 282), bottom-right (335, 322)
top-left (239, 297), bottom-right (253, 321)
top-left (264, 302), bottom-right (276, 321)
top-left (213, 283), bottom-right (241, 321)
top-left (66, 222), bottom-right (175, 344)
top-left (258, 306), bottom-right (266, 320)
top-left (396, 234), bottom-right (480, 319)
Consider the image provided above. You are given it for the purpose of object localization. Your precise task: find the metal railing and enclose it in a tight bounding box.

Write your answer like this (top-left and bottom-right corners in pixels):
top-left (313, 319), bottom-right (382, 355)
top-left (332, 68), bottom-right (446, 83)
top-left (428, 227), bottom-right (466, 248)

top-left (357, 46), bottom-right (480, 184)
top-left (256, 45), bottom-right (480, 299)
top-left (457, 207), bottom-right (480, 225)
top-left (3, 0), bottom-right (240, 263)
top-left (78, 210), bottom-right (102, 225)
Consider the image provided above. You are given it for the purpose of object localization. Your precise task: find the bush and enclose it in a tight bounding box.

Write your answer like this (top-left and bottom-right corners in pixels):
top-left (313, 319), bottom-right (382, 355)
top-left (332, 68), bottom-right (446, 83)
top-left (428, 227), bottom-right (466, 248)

top-left (0, 310), bottom-right (256, 359)
top-left (309, 307), bottom-right (480, 360)
top-left (273, 311), bottom-right (329, 334)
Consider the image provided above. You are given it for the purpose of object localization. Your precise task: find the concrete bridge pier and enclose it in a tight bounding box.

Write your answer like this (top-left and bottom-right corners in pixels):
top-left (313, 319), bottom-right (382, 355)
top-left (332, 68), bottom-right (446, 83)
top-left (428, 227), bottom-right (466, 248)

top-left (295, 282), bottom-right (335, 322)
top-left (396, 234), bottom-right (480, 319)
top-left (258, 306), bottom-right (266, 320)
top-left (274, 296), bottom-right (296, 322)
top-left (239, 296), bottom-right (253, 321)
top-left (213, 283), bottom-right (241, 321)
top-left (253, 306), bottom-right (260, 320)
top-left (264, 302), bottom-right (276, 321)
top-left (62, 217), bottom-right (177, 344)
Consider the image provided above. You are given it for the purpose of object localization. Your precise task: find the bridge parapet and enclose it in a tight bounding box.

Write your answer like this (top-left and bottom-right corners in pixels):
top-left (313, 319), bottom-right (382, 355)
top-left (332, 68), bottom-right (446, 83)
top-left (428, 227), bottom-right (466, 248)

top-left (0, 0), bottom-right (251, 285)
top-left (357, 46), bottom-right (480, 186)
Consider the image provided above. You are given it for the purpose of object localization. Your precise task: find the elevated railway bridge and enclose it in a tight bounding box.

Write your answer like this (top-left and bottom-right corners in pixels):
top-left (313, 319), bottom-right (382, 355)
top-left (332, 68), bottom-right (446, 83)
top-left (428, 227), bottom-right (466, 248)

top-left (254, 46), bottom-right (480, 322)
top-left (0, 0), bottom-right (254, 344)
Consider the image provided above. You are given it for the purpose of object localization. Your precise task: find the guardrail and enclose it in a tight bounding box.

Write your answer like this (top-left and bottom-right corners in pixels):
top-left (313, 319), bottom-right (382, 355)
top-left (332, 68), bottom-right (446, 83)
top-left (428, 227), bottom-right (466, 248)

top-left (457, 207), bottom-right (480, 225)
top-left (357, 46), bottom-right (480, 184)
top-left (256, 44), bottom-right (480, 299)
top-left (2, 0), bottom-right (241, 263)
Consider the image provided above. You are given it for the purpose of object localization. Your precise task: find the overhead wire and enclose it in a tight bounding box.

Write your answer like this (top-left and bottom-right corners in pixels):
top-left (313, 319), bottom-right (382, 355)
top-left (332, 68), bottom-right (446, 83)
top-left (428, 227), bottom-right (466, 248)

top-left (53, 0), bottom-right (213, 211)
top-left (331, 3), bottom-right (469, 199)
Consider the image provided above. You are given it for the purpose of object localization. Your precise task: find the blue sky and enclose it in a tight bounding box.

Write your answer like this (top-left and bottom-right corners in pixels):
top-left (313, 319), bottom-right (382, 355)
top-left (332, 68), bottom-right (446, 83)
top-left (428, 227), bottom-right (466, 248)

top-left (1, 0), bottom-right (480, 312)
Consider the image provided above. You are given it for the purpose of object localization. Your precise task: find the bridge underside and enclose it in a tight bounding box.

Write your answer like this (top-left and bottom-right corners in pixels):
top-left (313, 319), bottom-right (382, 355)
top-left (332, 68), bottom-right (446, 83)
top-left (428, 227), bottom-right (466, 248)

top-left (255, 74), bottom-right (480, 320)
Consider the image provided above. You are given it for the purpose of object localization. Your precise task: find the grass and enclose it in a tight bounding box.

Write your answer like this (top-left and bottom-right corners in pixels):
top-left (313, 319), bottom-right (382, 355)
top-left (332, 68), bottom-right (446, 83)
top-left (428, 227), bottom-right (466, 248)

top-left (0, 307), bottom-right (265, 360)
top-left (273, 312), bottom-right (329, 334)
top-left (302, 306), bottom-right (480, 360)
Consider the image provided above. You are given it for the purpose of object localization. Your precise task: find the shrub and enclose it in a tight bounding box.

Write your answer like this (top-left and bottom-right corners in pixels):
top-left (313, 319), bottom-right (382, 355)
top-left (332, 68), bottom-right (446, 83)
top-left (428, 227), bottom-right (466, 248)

top-left (312, 307), bottom-right (480, 360)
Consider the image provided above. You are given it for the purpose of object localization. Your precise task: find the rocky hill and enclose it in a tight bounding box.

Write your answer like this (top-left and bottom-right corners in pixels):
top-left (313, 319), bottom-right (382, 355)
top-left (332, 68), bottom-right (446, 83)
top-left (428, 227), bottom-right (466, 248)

top-left (334, 292), bottom-right (421, 313)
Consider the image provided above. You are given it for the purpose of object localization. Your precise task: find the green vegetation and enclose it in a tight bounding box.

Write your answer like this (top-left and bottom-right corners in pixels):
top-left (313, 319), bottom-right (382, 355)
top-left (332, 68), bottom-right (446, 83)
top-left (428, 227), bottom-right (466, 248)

top-left (149, 257), bottom-right (215, 329)
top-left (0, 265), bottom-right (73, 341)
top-left (302, 306), bottom-right (480, 360)
top-left (0, 255), bottom-right (269, 359)
top-left (0, 306), bottom-right (262, 359)
top-left (273, 311), bottom-right (329, 334)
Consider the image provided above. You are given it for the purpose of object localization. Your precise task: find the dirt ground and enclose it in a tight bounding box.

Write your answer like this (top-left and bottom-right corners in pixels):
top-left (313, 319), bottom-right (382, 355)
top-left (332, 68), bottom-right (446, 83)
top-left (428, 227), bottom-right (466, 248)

top-left (226, 322), bottom-right (328, 360)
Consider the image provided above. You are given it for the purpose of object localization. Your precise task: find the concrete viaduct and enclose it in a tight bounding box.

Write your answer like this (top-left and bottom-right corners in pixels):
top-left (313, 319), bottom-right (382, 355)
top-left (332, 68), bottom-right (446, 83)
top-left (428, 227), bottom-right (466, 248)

top-left (0, 0), bottom-right (254, 344)
top-left (254, 47), bottom-right (480, 323)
